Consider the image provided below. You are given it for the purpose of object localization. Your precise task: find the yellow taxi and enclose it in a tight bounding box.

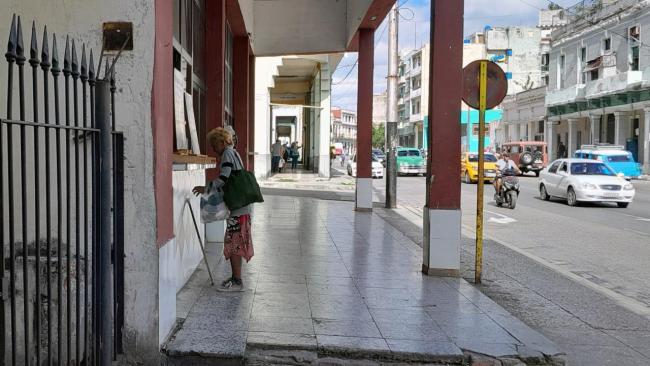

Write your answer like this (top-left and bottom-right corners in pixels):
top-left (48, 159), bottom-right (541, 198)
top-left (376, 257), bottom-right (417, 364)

top-left (461, 152), bottom-right (498, 184)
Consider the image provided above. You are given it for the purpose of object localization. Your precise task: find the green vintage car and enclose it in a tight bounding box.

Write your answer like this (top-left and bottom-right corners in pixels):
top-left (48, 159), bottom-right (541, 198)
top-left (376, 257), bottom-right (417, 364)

top-left (397, 147), bottom-right (426, 176)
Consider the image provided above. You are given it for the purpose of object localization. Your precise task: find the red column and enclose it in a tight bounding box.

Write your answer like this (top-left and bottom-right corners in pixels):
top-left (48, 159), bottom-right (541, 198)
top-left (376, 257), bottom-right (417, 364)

top-left (423, 0), bottom-right (464, 276)
top-left (356, 29), bottom-right (374, 177)
top-left (248, 52), bottom-right (255, 171)
top-left (426, 0), bottom-right (463, 209)
top-left (205, 0), bottom-right (226, 180)
top-left (152, 0), bottom-right (174, 246)
top-left (233, 36), bottom-right (250, 169)
top-left (355, 28), bottom-right (374, 210)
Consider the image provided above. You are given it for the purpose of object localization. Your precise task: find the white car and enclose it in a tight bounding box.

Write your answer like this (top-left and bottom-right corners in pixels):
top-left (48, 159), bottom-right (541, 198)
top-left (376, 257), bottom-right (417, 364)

top-left (347, 155), bottom-right (384, 178)
top-left (538, 158), bottom-right (635, 208)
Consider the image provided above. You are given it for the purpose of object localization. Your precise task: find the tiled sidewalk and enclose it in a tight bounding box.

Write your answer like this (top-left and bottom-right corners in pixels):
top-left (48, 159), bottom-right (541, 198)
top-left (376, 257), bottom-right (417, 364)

top-left (163, 195), bottom-right (563, 365)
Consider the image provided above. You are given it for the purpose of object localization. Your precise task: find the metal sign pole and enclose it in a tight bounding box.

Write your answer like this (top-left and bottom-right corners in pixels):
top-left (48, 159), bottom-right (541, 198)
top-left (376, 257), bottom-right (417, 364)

top-left (475, 61), bottom-right (487, 284)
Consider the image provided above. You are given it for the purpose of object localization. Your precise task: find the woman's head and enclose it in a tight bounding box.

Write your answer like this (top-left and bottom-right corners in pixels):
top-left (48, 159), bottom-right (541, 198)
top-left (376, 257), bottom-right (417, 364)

top-left (207, 127), bottom-right (233, 154)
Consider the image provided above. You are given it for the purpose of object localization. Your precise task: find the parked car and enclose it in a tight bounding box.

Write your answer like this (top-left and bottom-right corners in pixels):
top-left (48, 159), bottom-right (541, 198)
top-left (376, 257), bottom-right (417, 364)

top-left (574, 144), bottom-right (642, 179)
top-left (397, 147), bottom-right (426, 176)
top-left (461, 152), bottom-right (498, 183)
top-left (346, 154), bottom-right (384, 178)
top-left (501, 141), bottom-right (548, 176)
top-left (538, 158), bottom-right (635, 208)
top-left (372, 148), bottom-right (386, 166)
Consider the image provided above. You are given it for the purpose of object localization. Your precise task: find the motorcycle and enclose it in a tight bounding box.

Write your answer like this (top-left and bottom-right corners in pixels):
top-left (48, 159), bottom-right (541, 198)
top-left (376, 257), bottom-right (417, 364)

top-left (494, 169), bottom-right (520, 209)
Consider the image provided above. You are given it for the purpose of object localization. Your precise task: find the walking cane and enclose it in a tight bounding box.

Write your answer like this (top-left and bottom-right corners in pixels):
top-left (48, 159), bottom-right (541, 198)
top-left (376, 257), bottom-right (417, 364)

top-left (184, 199), bottom-right (215, 286)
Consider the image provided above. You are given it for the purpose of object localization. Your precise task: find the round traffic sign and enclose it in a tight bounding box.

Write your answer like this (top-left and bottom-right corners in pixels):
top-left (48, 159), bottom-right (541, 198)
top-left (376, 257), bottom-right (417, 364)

top-left (462, 60), bottom-right (508, 110)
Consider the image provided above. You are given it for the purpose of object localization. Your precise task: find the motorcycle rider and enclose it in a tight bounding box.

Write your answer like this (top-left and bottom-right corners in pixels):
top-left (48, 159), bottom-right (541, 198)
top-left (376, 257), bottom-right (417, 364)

top-left (494, 153), bottom-right (521, 195)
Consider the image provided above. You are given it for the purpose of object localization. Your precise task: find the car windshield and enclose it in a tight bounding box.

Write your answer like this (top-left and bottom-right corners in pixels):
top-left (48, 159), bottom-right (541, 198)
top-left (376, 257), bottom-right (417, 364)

top-left (606, 154), bottom-right (632, 162)
top-left (468, 154), bottom-right (497, 162)
top-left (372, 149), bottom-right (385, 156)
top-left (398, 150), bottom-right (421, 157)
top-left (570, 162), bottom-right (616, 176)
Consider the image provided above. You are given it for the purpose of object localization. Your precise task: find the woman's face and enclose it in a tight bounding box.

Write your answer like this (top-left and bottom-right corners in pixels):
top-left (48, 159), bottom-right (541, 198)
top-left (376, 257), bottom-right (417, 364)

top-left (212, 140), bottom-right (226, 155)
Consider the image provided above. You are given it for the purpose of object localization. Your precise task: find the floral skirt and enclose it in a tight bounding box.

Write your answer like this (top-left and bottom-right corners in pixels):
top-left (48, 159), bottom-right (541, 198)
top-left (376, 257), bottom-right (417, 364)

top-left (224, 214), bottom-right (254, 262)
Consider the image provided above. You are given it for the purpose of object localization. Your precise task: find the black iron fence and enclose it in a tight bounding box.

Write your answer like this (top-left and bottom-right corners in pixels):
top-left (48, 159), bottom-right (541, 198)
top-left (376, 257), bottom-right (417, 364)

top-left (1, 15), bottom-right (124, 365)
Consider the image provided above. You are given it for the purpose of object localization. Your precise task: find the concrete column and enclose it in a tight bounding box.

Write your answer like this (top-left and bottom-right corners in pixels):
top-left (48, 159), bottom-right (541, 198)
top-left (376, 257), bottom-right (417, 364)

top-left (423, 0), bottom-right (463, 277)
top-left (319, 62), bottom-right (332, 178)
top-left (355, 28), bottom-right (375, 211)
top-left (567, 118), bottom-right (579, 157)
top-left (614, 111), bottom-right (630, 146)
top-left (546, 120), bottom-right (555, 160)
top-left (639, 108), bottom-right (650, 175)
top-left (589, 115), bottom-right (601, 144)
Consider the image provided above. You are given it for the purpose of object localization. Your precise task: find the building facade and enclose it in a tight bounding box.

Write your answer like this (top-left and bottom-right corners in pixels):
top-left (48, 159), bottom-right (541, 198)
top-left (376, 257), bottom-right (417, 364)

top-left (545, 0), bottom-right (650, 170)
top-left (397, 45), bottom-right (430, 149)
top-left (331, 107), bottom-right (357, 156)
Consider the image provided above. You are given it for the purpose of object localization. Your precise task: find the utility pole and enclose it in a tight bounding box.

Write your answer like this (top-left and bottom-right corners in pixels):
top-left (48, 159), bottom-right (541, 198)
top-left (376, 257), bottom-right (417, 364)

top-left (386, 3), bottom-right (399, 208)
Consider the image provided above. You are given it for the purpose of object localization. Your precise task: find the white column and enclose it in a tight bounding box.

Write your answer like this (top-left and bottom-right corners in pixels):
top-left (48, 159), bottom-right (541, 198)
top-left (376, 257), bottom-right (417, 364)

top-left (319, 62), bottom-right (332, 178)
top-left (614, 111), bottom-right (629, 146)
top-left (546, 120), bottom-right (555, 160)
top-left (568, 118), bottom-right (578, 157)
top-left (639, 108), bottom-right (650, 175)
top-left (589, 115), bottom-right (601, 144)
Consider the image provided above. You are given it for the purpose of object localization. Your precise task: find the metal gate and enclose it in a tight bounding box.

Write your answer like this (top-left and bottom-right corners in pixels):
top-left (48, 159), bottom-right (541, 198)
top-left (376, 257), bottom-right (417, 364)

top-left (1, 15), bottom-right (125, 365)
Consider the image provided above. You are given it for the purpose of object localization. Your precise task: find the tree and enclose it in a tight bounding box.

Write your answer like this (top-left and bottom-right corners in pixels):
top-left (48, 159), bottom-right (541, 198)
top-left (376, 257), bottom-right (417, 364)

top-left (372, 124), bottom-right (386, 149)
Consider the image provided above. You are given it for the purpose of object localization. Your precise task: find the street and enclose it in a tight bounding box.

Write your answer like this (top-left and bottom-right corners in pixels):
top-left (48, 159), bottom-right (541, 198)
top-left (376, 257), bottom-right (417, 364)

top-left (368, 171), bottom-right (650, 314)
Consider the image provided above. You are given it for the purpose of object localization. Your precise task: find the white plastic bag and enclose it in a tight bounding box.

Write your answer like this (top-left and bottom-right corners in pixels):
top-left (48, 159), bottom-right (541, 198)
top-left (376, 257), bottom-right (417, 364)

top-left (200, 186), bottom-right (229, 223)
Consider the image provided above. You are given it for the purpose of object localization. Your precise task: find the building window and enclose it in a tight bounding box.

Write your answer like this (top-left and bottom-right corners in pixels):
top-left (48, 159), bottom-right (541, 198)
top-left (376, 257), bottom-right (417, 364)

top-left (603, 37), bottom-right (611, 52)
top-left (629, 26), bottom-right (640, 71)
top-left (411, 97), bottom-right (420, 115)
top-left (412, 53), bottom-right (421, 68)
top-left (411, 76), bottom-right (421, 90)
top-left (541, 53), bottom-right (549, 71)
top-left (399, 64), bottom-right (405, 76)
top-left (590, 69), bottom-right (599, 81)
top-left (630, 46), bottom-right (640, 71)
top-left (538, 121), bottom-right (544, 134)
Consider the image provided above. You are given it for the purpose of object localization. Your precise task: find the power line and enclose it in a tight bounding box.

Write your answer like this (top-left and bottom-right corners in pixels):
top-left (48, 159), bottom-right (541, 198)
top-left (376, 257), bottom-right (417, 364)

top-left (333, 22), bottom-right (390, 85)
top-left (515, 0), bottom-right (544, 11)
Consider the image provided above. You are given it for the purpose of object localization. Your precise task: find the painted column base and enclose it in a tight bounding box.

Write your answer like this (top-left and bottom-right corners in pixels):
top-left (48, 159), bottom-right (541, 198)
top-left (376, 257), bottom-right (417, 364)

top-left (254, 152), bottom-right (272, 180)
top-left (355, 177), bottom-right (373, 211)
top-left (318, 155), bottom-right (331, 178)
top-left (422, 208), bottom-right (461, 277)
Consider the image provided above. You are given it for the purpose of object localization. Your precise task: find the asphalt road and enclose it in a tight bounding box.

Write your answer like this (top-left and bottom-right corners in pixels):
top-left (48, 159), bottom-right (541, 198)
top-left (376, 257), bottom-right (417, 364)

top-left (368, 171), bottom-right (650, 314)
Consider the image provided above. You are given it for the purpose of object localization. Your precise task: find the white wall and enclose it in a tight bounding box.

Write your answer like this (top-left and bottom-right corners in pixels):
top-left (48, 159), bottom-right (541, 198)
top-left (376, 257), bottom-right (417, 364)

top-left (0, 1), bottom-right (159, 363)
top-left (254, 57), bottom-right (283, 179)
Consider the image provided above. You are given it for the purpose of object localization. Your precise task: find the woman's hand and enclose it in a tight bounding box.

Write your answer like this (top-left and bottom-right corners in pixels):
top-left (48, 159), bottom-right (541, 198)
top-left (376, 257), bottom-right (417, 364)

top-left (192, 186), bottom-right (206, 196)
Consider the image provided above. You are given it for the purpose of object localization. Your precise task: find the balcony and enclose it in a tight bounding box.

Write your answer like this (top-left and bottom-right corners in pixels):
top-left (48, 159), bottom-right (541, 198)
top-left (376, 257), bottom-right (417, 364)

top-left (410, 88), bottom-right (422, 99)
top-left (585, 71), bottom-right (644, 99)
top-left (410, 113), bottom-right (422, 123)
top-left (545, 84), bottom-right (586, 107)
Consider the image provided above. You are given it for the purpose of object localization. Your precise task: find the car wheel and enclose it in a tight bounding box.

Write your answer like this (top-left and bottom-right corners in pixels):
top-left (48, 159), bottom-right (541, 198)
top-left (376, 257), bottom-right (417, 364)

top-left (539, 184), bottom-right (550, 201)
top-left (464, 172), bottom-right (473, 184)
top-left (617, 202), bottom-right (629, 208)
top-left (567, 187), bottom-right (578, 207)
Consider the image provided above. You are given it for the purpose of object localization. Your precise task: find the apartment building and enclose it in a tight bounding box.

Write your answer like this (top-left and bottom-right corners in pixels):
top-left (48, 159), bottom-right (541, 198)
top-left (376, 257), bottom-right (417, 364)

top-left (331, 107), bottom-right (358, 156)
top-left (544, 0), bottom-right (650, 171)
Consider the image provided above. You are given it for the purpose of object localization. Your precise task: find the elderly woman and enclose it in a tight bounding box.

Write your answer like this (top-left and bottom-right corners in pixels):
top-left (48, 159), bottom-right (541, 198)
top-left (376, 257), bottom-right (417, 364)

top-left (193, 127), bottom-right (253, 291)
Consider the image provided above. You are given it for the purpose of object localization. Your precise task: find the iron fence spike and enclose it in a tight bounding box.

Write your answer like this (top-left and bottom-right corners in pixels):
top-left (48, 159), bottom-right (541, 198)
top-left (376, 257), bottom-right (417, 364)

top-left (40, 25), bottom-right (50, 69)
top-left (89, 49), bottom-right (95, 82)
top-left (6, 14), bottom-right (17, 60)
top-left (71, 38), bottom-right (79, 77)
top-left (29, 21), bottom-right (39, 63)
top-left (51, 33), bottom-right (60, 74)
top-left (16, 15), bottom-right (25, 63)
top-left (63, 35), bottom-right (71, 74)
top-left (81, 44), bottom-right (88, 80)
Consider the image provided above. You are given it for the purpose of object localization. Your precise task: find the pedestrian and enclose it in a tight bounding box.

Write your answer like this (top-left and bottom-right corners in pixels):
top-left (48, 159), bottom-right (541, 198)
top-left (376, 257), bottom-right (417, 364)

top-left (290, 141), bottom-right (301, 171)
top-left (271, 139), bottom-right (283, 173)
top-left (558, 141), bottom-right (567, 159)
top-left (193, 127), bottom-right (254, 291)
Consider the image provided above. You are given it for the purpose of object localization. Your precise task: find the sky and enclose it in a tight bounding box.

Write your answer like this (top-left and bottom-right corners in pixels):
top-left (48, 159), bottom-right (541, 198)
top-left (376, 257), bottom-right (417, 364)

top-left (331, 0), bottom-right (576, 111)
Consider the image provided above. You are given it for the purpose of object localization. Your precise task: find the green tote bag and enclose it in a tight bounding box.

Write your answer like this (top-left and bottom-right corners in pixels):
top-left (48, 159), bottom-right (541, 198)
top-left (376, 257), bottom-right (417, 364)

top-left (222, 151), bottom-right (264, 211)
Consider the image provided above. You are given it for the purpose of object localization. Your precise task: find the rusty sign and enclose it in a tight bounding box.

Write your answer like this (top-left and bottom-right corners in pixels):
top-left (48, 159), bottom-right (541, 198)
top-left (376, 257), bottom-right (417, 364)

top-left (462, 60), bottom-right (507, 110)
